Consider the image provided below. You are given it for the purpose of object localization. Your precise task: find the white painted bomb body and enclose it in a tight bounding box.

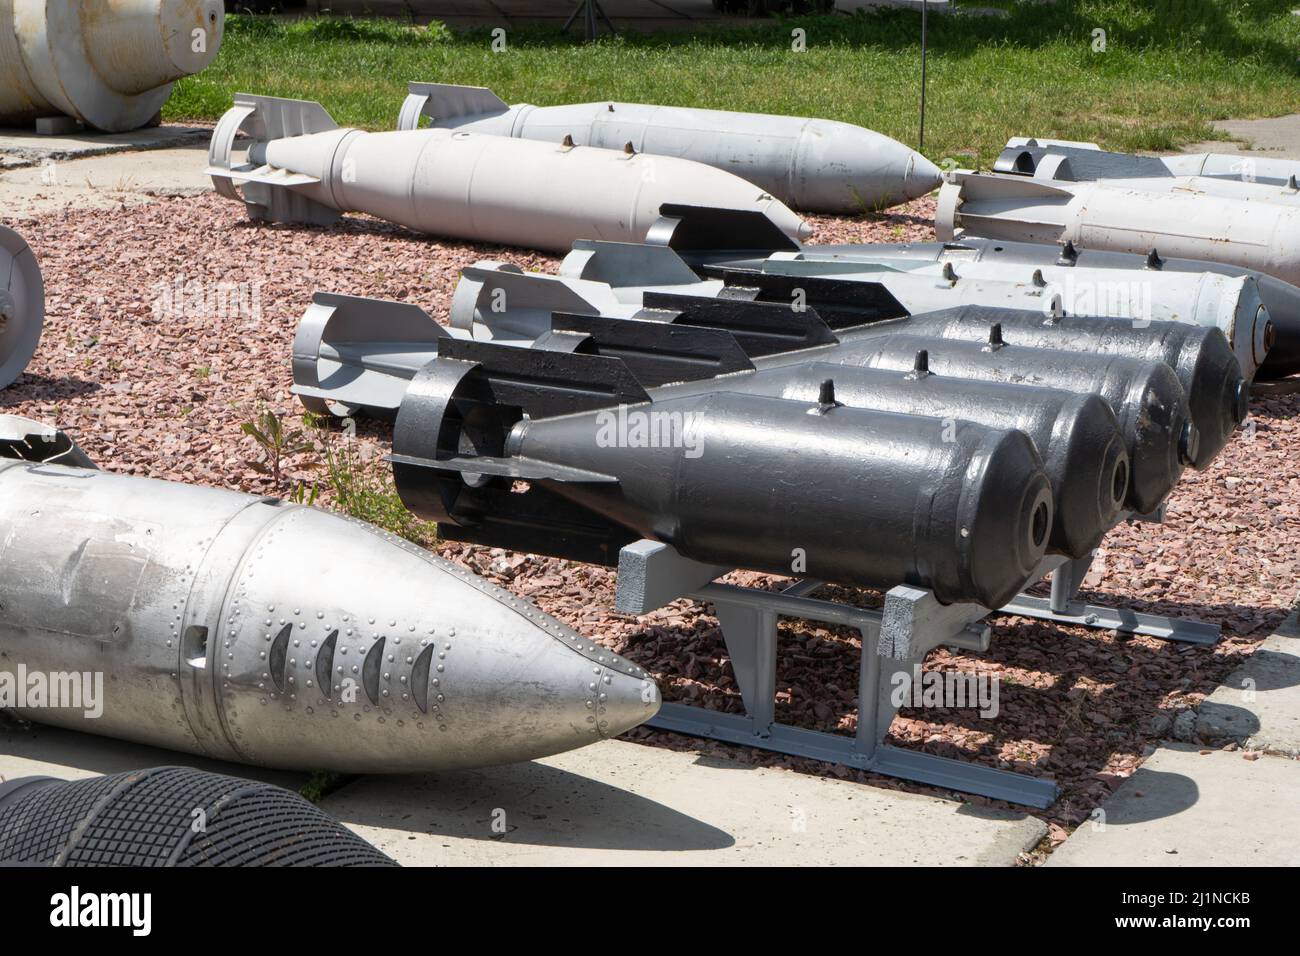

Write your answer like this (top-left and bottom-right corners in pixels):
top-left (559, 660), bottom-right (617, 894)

top-left (789, 235), bottom-right (1300, 380)
top-left (754, 252), bottom-right (1272, 378)
top-left (208, 94), bottom-right (809, 252)
top-left (397, 82), bottom-right (942, 214)
top-left (0, 417), bottom-right (658, 772)
top-left (1003, 136), bottom-right (1300, 190)
top-left (0, 0), bottom-right (224, 131)
top-left (521, 238), bottom-right (1273, 378)
top-left (936, 170), bottom-right (1300, 287)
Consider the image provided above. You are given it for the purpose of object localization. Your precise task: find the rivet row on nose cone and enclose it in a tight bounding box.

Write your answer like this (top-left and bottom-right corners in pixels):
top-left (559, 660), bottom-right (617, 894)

top-left (334, 513), bottom-right (648, 681)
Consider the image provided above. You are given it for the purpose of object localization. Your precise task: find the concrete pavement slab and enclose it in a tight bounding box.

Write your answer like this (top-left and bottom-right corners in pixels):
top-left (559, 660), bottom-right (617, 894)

top-left (1046, 744), bottom-right (1300, 867)
top-left (0, 146), bottom-right (212, 218)
top-left (323, 738), bottom-right (1048, 866)
top-left (1197, 602), bottom-right (1300, 755)
top-left (0, 720), bottom-right (306, 791)
top-left (1181, 114), bottom-right (1300, 162)
top-left (0, 125), bottom-right (211, 170)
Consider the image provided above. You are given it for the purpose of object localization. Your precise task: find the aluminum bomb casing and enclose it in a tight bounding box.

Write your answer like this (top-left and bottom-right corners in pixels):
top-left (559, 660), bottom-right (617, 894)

top-left (799, 235), bottom-right (1300, 380)
top-left (392, 359), bottom-right (1054, 609)
top-left (209, 95), bottom-right (809, 252)
top-left (0, 0), bottom-right (224, 132)
top-left (736, 362), bottom-right (1129, 558)
top-left (877, 308), bottom-right (1248, 467)
top-left (821, 332), bottom-right (1194, 515)
top-left (399, 82), bottom-right (943, 213)
top-left (0, 455), bottom-right (657, 772)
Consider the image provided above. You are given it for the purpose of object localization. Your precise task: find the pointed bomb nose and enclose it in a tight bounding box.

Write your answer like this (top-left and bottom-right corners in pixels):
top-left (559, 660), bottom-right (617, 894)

top-left (222, 507), bottom-right (660, 771)
top-left (906, 152), bottom-right (944, 199)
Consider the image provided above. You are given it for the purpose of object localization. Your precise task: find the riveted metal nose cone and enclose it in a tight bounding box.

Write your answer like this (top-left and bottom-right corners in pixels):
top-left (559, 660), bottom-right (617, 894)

top-left (1179, 421), bottom-right (1201, 467)
top-left (596, 667), bottom-right (662, 739)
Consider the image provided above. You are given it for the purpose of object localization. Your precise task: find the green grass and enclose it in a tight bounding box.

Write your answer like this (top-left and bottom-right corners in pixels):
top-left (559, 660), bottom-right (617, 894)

top-left (167, 1), bottom-right (1300, 168)
top-left (312, 419), bottom-right (440, 550)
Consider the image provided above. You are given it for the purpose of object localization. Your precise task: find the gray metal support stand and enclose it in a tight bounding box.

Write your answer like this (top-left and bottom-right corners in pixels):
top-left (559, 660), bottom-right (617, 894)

top-left (615, 541), bottom-right (1058, 808)
top-left (997, 532), bottom-right (1221, 646)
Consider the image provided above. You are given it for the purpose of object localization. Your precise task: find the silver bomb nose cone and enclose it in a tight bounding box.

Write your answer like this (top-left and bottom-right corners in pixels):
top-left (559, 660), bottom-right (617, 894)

top-left (207, 506), bottom-right (662, 772)
top-left (0, 456), bottom-right (659, 774)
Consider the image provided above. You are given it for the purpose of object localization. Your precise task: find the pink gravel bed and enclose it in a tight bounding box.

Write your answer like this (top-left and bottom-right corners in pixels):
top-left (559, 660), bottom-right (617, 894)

top-left (3, 192), bottom-right (1296, 845)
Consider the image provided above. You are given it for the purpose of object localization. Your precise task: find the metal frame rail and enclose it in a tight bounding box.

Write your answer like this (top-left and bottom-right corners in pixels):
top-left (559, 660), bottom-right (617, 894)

top-left (616, 524), bottom-right (1219, 808)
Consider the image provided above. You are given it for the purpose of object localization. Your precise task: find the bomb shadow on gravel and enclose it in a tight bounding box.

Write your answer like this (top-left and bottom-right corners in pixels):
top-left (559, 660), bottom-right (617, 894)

top-left (612, 579), bottom-right (1269, 830)
top-left (0, 375), bottom-right (99, 408)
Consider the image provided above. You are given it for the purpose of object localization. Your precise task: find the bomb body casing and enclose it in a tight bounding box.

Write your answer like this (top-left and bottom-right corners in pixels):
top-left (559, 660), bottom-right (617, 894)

top-left (726, 362), bottom-right (1129, 558)
top-left (998, 137), bottom-right (1300, 190)
top-left (398, 82), bottom-right (942, 214)
top-left (754, 250), bottom-right (1272, 380)
top-left (818, 332), bottom-right (1193, 515)
top-left (0, 450), bottom-right (657, 772)
top-left (391, 353), bottom-right (1054, 609)
top-left (208, 95), bottom-right (809, 252)
top-left (448, 250), bottom-right (1242, 473)
top-left (868, 308), bottom-right (1247, 468)
top-left (786, 235), bottom-right (1300, 380)
top-left (0, 222), bottom-right (43, 389)
top-left (936, 171), bottom-right (1300, 288)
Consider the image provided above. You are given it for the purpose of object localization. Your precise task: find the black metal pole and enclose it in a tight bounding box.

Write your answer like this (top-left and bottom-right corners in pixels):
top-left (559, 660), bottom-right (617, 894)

top-left (919, 0), bottom-right (928, 151)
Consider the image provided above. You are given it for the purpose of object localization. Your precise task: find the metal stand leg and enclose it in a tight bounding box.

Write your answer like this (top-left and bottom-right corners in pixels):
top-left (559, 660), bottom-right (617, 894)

top-left (618, 542), bottom-right (1058, 808)
top-left (564, 1), bottom-right (615, 40)
top-left (998, 552), bottom-right (1221, 645)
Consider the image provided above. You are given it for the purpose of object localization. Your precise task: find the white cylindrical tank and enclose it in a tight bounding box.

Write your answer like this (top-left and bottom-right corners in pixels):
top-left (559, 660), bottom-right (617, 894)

top-left (399, 82), bottom-right (942, 214)
top-left (0, 0), bottom-right (224, 132)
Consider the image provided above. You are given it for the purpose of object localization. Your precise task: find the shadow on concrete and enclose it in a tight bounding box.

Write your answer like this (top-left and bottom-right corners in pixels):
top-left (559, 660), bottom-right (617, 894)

top-left (1093, 767), bottom-right (1200, 825)
top-left (0, 721), bottom-right (304, 790)
top-left (327, 762), bottom-right (736, 851)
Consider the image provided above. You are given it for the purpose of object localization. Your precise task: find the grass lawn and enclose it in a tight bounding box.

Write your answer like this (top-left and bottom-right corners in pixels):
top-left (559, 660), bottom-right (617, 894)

top-left (167, 1), bottom-right (1300, 168)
